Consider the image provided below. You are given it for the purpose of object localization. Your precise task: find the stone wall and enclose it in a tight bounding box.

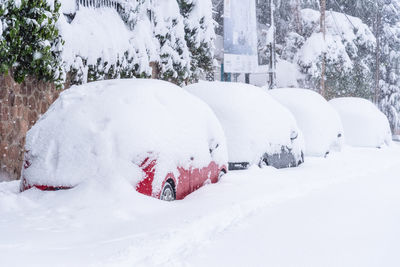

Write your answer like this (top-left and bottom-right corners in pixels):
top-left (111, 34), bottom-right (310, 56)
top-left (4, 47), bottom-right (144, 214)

top-left (0, 74), bottom-right (61, 181)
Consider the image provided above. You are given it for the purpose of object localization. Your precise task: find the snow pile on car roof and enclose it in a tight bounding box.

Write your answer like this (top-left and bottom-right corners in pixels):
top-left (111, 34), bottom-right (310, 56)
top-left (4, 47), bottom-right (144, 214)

top-left (269, 88), bottom-right (343, 157)
top-left (330, 97), bottom-right (392, 148)
top-left (186, 81), bottom-right (304, 165)
top-left (23, 79), bottom-right (228, 193)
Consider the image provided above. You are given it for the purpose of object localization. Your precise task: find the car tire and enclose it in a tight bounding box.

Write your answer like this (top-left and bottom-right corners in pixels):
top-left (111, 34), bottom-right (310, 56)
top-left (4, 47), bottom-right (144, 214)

top-left (160, 180), bottom-right (176, 201)
top-left (218, 170), bottom-right (226, 181)
top-left (298, 151), bottom-right (304, 166)
top-left (258, 157), bottom-right (268, 168)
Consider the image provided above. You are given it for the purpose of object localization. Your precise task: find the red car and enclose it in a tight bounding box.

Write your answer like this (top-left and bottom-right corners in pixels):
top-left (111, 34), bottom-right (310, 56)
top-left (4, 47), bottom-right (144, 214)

top-left (20, 79), bottom-right (228, 201)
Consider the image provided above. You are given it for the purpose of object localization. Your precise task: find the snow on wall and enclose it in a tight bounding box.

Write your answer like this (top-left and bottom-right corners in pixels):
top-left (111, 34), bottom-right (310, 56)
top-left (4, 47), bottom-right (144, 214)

top-left (59, 0), bottom-right (77, 14)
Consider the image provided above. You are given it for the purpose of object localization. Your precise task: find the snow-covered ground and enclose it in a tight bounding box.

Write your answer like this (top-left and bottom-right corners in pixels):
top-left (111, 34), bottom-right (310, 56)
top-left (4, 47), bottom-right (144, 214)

top-left (1, 144), bottom-right (400, 267)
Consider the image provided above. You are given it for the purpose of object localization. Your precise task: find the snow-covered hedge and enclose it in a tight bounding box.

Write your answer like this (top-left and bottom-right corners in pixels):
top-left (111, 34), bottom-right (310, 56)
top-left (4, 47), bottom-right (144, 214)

top-left (23, 79), bottom-right (228, 192)
top-left (0, 0), bottom-right (64, 86)
top-left (330, 97), bottom-right (392, 148)
top-left (58, 0), bottom-right (214, 85)
top-left (0, 0), bottom-right (215, 86)
top-left (269, 88), bottom-right (343, 157)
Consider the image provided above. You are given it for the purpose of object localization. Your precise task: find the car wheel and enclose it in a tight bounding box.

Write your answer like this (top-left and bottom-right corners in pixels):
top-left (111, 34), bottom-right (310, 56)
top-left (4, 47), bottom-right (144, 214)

top-left (160, 180), bottom-right (175, 201)
top-left (298, 151), bottom-right (304, 166)
top-left (258, 157), bottom-right (268, 168)
top-left (218, 170), bottom-right (226, 181)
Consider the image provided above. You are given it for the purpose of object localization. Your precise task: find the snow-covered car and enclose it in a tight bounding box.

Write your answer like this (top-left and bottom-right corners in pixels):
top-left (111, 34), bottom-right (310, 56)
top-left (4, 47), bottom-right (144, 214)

top-left (269, 88), bottom-right (343, 157)
top-left (186, 81), bottom-right (305, 170)
top-left (330, 97), bottom-right (392, 148)
top-left (20, 79), bottom-right (228, 201)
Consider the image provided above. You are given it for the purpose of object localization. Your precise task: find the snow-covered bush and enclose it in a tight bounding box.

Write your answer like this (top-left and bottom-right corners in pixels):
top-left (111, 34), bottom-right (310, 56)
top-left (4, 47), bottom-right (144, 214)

top-left (330, 97), bottom-right (392, 148)
top-left (269, 88), bottom-right (344, 157)
top-left (0, 0), bottom-right (64, 86)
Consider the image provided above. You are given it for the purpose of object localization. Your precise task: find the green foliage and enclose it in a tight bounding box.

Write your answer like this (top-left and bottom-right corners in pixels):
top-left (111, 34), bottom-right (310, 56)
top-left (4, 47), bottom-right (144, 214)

top-left (0, 0), bottom-right (64, 87)
top-left (178, 0), bottom-right (214, 82)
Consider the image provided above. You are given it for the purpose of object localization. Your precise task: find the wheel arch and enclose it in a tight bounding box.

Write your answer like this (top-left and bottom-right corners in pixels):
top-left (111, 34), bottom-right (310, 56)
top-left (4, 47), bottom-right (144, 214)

top-left (156, 173), bottom-right (177, 199)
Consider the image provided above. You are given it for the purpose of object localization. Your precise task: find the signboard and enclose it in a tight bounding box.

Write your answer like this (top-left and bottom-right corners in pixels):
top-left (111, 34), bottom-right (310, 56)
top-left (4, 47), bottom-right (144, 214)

top-left (223, 0), bottom-right (258, 73)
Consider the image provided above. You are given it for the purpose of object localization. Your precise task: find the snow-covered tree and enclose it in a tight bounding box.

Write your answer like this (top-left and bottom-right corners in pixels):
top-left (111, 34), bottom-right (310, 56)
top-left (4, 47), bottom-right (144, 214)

top-left (328, 0), bottom-right (400, 131)
top-left (152, 0), bottom-right (190, 85)
top-left (178, 0), bottom-right (215, 81)
top-left (285, 8), bottom-right (375, 99)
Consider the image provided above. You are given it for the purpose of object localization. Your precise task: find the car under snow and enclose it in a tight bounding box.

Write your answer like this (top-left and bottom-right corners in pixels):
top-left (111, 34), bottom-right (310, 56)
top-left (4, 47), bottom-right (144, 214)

top-left (186, 81), bottom-right (305, 170)
top-left (329, 97), bottom-right (392, 148)
top-left (20, 79), bottom-right (228, 201)
top-left (269, 88), bottom-right (344, 157)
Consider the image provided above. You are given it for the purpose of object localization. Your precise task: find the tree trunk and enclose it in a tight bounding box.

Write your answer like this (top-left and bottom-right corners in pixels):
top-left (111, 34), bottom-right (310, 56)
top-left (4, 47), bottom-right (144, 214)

top-left (292, 0), bottom-right (302, 34)
top-left (375, 5), bottom-right (381, 105)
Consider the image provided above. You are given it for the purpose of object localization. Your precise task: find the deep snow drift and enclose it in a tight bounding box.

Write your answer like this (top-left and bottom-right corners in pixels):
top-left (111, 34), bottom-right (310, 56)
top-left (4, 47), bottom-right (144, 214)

top-left (1, 145), bottom-right (400, 267)
top-left (330, 97), bottom-right (392, 148)
top-left (269, 88), bottom-right (344, 157)
top-left (23, 79), bottom-right (227, 194)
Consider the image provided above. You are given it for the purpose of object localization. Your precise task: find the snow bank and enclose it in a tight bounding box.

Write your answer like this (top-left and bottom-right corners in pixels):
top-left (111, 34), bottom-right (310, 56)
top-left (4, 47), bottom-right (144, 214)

top-left (186, 81), bottom-right (304, 165)
top-left (0, 170), bottom-right (11, 182)
top-left (269, 88), bottom-right (343, 157)
top-left (23, 79), bottom-right (228, 194)
top-left (330, 97), bottom-right (392, 148)
top-left (276, 59), bottom-right (301, 88)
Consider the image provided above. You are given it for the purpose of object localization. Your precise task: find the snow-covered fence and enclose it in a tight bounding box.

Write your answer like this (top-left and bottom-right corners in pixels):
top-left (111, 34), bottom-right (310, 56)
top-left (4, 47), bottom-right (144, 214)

top-left (77, 0), bottom-right (124, 13)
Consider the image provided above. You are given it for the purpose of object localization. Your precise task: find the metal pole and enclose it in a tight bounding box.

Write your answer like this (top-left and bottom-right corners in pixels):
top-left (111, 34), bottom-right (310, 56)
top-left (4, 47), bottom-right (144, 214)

top-left (268, 0), bottom-right (276, 89)
top-left (374, 0), bottom-right (381, 104)
top-left (320, 0), bottom-right (326, 97)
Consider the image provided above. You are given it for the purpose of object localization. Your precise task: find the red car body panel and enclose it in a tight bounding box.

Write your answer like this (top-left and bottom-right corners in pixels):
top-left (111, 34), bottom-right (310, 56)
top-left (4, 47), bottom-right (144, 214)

top-left (136, 157), bottom-right (225, 200)
top-left (21, 154), bottom-right (227, 200)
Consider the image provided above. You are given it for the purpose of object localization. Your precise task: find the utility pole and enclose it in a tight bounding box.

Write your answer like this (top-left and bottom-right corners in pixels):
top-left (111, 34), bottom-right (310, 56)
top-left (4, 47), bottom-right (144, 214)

top-left (268, 0), bottom-right (276, 89)
top-left (292, 0), bottom-right (302, 34)
top-left (320, 0), bottom-right (326, 98)
top-left (374, 1), bottom-right (381, 105)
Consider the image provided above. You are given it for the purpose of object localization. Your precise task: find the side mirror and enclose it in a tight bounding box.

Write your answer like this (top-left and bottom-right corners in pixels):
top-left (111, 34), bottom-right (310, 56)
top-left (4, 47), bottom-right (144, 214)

top-left (290, 131), bottom-right (298, 141)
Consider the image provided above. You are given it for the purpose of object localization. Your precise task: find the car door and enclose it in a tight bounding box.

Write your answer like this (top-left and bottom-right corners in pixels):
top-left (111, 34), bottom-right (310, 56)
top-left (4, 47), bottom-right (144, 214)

top-left (177, 166), bottom-right (191, 199)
